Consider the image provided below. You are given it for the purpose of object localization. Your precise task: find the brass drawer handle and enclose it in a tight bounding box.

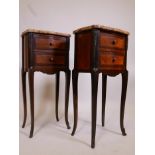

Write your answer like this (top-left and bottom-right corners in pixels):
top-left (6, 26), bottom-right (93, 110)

top-left (50, 57), bottom-right (54, 61)
top-left (112, 57), bottom-right (116, 63)
top-left (49, 42), bottom-right (53, 46)
top-left (112, 40), bottom-right (116, 45)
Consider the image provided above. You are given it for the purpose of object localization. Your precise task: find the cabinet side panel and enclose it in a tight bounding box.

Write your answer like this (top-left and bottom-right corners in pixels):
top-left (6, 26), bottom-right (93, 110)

top-left (124, 35), bottom-right (128, 70)
top-left (65, 37), bottom-right (70, 69)
top-left (23, 34), bottom-right (29, 71)
top-left (74, 32), bottom-right (93, 71)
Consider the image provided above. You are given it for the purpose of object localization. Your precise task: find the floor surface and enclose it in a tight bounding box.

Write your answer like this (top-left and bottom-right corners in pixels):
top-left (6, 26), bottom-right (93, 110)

top-left (19, 97), bottom-right (134, 155)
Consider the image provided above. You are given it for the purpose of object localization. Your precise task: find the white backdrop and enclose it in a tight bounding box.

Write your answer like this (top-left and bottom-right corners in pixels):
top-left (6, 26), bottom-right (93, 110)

top-left (19, 0), bottom-right (134, 154)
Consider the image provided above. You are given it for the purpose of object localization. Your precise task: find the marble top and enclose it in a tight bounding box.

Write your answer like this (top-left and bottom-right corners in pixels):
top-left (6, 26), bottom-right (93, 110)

top-left (21, 29), bottom-right (71, 37)
top-left (73, 25), bottom-right (129, 35)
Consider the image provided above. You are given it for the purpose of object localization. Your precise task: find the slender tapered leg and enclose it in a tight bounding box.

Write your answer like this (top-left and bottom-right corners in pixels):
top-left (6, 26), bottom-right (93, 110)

top-left (28, 68), bottom-right (34, 138)
top-left (71, 70), bottom-right (79, 136)
top-left (21, 69), bottom-right (27, 128)
top-left (102, 74), bottom-right (107, 127)
top-left (120, 70), bottom-right (128, 136)
top-left (91, 71), bottom-right (99, 148)
top-left (55, 72), bottom-right (60, 121)
top-left (64, 70), bottom-right (71, 129)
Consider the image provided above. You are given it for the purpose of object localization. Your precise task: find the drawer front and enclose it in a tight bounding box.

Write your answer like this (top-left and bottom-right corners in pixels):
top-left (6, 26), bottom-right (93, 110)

top-left (100, 33), bottom-right (125, 49)
top-left (33, 34), bottom-right (67, 50)
top-left (34, 54), bottom-right (66, 66)
top-left (100, 53), bottom-right (124, 66)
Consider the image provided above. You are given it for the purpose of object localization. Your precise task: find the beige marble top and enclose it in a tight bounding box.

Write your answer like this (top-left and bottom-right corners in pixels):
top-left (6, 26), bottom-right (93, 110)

top-left (73, 25), bottom-right (129, 35)
top-left (21, 29), bottom-right (71, 37)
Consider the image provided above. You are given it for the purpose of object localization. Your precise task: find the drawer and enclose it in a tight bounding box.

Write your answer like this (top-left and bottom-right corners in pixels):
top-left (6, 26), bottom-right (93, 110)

top-left (34, 54), bottom-right (66, 66)
top-left (100, 53), bottom-right (124, 66)
top-left (33, 34), bottom-right (67, 50)
top-left (99, 33), bottom-right (125, 49)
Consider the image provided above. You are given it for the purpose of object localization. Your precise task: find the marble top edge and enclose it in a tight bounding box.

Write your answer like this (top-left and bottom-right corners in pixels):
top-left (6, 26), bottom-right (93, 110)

top-left (21, 29), bottom-right (71, 37)
top-left (73, 25), bottom-right (129, 35)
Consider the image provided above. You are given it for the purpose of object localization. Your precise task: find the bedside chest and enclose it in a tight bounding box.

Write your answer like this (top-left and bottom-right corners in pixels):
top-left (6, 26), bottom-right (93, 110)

top-left (21, 29), bottom-right (71, 138)
top-left (71, 25), bottom-right (129, 148)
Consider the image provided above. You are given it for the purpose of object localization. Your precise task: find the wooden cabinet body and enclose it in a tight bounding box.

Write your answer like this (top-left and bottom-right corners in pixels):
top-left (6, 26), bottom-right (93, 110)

top-left (71, 25), bottom-right (129, 148)
top-left (21, 29), bottom-right (71, 138)
top-left (22, 32), bottom-right (70, 73)
top-left (74, 28), bottom-right (128, 75)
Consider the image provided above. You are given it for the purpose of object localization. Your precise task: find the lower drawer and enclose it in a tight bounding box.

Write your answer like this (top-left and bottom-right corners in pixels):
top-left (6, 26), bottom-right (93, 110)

top-left (100, 53), bottom-right (124, 66)
top-left (34, 54), bottom-right (66, 66)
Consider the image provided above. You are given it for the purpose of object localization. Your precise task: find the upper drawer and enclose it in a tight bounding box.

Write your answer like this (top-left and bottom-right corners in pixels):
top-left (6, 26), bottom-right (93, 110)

top-left (99, 32), bottom-right (126, 49)
top-left (32, 34), bottom-right (68, 50)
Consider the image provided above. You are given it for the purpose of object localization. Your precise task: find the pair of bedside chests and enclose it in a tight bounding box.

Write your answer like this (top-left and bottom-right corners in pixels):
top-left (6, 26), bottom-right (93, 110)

top-left (21, 25), bottom-right (129, 148)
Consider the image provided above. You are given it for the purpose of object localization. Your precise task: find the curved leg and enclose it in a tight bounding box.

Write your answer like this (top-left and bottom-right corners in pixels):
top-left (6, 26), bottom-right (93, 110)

top-left (71, 70), bottom-right (79, 136)
top-left (21, 69), bottom-right (27, 128)
top-left (102, 74), bottom-right (107, 127)
top-left (65, 70), bottom-right (71, 129)
top-left (28, 68), bottom-right (34, 138)
top-left (55, 72), bottom-right (60, 121)
top-left (91, 71), bottom-right (99, 148)
top-left (120, 70), bottom-right (128, 136)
